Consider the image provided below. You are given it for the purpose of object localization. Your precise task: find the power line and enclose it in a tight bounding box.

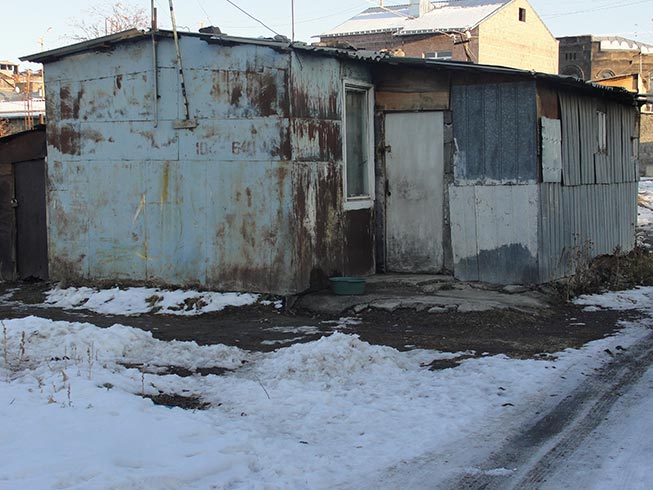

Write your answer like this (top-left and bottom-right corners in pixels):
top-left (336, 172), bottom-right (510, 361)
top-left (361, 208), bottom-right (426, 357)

top-left (223, 0), bottom-right (283, 37)
top-left (543, 0), bottom-right (652, 18)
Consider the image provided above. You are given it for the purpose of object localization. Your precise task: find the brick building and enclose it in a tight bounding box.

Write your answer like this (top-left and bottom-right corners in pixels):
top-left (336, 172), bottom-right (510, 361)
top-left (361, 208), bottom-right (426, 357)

top-left (319, 0), bottom-right (559, 73)
top-left (559, 35), bottom-right (653, 175)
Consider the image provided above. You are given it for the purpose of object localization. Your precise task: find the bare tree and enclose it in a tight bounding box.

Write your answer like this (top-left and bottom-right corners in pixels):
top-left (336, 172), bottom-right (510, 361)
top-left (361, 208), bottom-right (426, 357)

top-left (68, 2), bottom-right (150, 41)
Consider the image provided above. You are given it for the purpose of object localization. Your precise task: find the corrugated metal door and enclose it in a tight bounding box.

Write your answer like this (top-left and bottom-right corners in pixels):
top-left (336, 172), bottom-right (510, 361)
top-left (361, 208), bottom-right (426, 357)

top-left (385, 111), bottom-right (444, 272)
top-left (14, 159), bottom-right (48, 280)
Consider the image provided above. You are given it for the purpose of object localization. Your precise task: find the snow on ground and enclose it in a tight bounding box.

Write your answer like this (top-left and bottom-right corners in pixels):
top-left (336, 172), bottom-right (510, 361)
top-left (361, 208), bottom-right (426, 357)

top-left (540, 364), bottom-right (653, 490)
top-left (42, 286), bottom-right (264, 316)
top-left (574, 286), bottom-right (653, 313)
top-left (1, 291), bottom-right (651, 489)
top-left (638, 179), bottom-right (653, 228)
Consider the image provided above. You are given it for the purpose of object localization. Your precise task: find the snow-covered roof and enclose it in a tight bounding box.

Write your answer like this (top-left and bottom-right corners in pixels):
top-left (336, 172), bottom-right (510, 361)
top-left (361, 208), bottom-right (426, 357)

top-left (0, 98), bottom-right (45, 118)
top-left (320, 0), bottom-right (511, 38)
top-left (592, 36), bottom-right (653, 55)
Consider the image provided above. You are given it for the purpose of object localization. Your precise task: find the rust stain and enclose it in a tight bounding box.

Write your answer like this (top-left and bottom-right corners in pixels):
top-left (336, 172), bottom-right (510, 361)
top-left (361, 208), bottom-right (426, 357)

top-left (230, 84), bottom-right (243, 106)
top-left (59, 85), bottom-right (82, 120)
top-left (81, 128), bottom-right (105, 144)
top-left (161, 164), bottom-right (169, 204)
top-left (49, 125), bottom-right (80, 156)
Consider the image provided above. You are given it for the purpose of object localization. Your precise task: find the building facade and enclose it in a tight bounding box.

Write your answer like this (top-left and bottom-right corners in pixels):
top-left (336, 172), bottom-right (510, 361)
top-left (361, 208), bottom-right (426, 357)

top-left (319, 0), bottom-right (558, 73)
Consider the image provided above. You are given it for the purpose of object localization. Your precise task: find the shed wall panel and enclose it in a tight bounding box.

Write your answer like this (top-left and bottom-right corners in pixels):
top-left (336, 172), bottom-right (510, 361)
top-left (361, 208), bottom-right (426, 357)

top-left (450, 184), bottom-right (539, 284)
top-left (538, 181), bottom-right (637, 282)
top-left (452, 81), bottom-right (538, 183)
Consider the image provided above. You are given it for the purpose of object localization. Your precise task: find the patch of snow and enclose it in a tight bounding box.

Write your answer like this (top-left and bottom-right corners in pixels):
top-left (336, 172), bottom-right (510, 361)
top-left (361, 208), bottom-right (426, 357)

top-left (44, 286), bottom-right (260, 316)
top-left (574, 287), bottom-right (653, 312)
top-left (1, 314), bottom-right (651, 489)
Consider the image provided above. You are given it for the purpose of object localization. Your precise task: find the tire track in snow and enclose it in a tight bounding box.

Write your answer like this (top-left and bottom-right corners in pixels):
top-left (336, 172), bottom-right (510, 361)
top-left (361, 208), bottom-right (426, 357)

top-left (449, 329), bottom-right (653, 490)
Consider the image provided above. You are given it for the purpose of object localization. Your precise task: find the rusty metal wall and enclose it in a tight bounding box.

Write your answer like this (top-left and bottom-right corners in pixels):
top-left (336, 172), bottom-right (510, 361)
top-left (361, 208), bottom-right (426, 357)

top-left (290, 53), bottom-right (374, 290)
top-left (452, 81), bottom-right (538, 183)
top-left (42, 36), bottom-right (375, 294)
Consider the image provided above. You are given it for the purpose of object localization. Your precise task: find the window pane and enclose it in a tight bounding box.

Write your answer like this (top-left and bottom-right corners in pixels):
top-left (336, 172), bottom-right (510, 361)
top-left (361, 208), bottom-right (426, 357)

top-left (346, 89), bottom-right (368, 197)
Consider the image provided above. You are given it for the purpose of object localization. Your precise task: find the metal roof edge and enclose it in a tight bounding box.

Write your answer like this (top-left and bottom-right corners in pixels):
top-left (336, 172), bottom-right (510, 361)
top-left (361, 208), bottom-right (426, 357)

top-left (21, 29), bottom-right (148, 63)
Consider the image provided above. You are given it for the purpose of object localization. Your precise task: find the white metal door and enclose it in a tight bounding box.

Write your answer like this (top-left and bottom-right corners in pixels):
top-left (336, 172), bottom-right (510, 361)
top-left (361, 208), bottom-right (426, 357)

top-left (385, 111), bottom-right (444, 272)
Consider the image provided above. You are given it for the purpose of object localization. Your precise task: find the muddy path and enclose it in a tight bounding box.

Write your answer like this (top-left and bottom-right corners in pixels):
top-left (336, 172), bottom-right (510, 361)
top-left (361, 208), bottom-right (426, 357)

top-left (0, 282), bottom-right (639, 357)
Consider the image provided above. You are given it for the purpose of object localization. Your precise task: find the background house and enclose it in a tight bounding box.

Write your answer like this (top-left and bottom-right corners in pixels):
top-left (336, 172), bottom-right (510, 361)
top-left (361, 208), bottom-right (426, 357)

top-left (24, 30), bottom-right (637, 293)
top-left (0, 62), bottom-right (45, 136)
top-left (559, 35), bottom-right (653, 176)
top-left (319, 0), bottom-right (559, 73)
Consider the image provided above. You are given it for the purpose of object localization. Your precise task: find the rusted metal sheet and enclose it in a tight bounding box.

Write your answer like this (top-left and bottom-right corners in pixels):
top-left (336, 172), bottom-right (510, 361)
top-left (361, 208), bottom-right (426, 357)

top-left (452, 81), bottom-right (538, 183)
top-left (291, 162), bottom-right (346, 291)
top-left (41, 34), bottom-right (376, 294)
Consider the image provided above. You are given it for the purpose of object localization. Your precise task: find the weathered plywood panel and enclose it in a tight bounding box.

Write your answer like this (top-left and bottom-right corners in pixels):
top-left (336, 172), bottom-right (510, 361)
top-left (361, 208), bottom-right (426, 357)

top-left (376, 91), bottom-right (449, 112)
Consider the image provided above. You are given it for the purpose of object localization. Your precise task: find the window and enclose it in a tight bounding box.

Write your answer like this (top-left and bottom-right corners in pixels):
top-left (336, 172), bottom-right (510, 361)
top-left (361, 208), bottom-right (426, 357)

top-left (519, 7), bottom-right (526, 22)
top-left (423, 51), bottom-right (453, 60)
top-left (343, 81), bottom-right (374, 208)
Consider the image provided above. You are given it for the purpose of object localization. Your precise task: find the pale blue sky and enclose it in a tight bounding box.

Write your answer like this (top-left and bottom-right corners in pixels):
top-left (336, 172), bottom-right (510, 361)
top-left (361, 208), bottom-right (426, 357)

top-left (4, 0), bottom-right (653, 66)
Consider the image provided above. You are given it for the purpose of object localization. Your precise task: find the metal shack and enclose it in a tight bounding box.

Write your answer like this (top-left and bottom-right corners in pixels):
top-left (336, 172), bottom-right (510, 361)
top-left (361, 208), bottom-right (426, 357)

top-left (23, 29), bottom-right (639, 293)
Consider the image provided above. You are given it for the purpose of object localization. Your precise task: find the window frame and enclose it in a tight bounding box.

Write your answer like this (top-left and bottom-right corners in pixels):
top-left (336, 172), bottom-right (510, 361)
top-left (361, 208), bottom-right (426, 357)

top-left (518, 7), bottom-right (526, 22)
top-left (342, 79), bottom-right (375, 210)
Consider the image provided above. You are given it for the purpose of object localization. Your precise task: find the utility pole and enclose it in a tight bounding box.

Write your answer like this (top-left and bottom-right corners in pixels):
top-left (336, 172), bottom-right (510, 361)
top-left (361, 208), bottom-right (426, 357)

top-left (291, 0), bottom-right (295, 42)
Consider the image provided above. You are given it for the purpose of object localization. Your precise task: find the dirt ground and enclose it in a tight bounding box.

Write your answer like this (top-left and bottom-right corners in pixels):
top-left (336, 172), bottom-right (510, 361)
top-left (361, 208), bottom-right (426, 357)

top-left (0, 281), bottom-right (639, 359)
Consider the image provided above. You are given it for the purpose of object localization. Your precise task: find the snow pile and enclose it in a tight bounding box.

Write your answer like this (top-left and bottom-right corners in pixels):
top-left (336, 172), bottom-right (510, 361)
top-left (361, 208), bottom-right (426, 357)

top-left (44, 286), bottom-right (261, 316)
top-left (256, 332), bottom-right (413, 383)
top-left (574, 286), bottom-right (653, 313)
top-left (1, 314), bottom-right (649, 489)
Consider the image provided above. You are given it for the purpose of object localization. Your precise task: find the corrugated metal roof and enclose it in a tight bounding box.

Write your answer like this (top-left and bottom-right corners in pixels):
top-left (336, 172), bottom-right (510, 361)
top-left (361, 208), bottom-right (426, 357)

top-left (21, 28), bottom-right (639, 105)
top-left (320, 0), bottom-right (510, 38)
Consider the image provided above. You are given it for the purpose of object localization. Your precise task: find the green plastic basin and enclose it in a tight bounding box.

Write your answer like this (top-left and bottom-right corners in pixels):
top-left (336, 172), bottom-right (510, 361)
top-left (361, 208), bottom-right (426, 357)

top-left (329, 277), bottom-right (366, 295)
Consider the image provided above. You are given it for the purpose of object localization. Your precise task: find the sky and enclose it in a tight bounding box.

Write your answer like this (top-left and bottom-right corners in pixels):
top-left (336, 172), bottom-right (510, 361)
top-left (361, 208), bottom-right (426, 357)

top-left (3, 0), bottom-right (653, 66)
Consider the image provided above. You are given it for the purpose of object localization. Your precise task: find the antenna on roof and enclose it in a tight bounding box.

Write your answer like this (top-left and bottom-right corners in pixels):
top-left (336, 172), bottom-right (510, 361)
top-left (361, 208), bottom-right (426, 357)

top-left (291, 0), bottom-right (295, 42)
